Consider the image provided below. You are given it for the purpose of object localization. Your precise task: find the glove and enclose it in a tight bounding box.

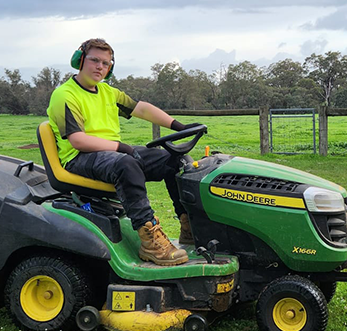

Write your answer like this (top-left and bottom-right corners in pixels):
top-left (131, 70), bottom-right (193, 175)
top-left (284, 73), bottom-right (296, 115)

top-left (170, 120), bottom-right (202, 132)
top-left (118, 143), bottom-right (144, 167)
top-left (117, 142), bottom-right (134, 156)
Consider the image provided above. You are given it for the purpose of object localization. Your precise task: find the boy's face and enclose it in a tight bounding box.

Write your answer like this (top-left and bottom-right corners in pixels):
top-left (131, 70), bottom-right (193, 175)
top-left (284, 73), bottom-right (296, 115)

top-left (81, 47), bottom-right (112, 84)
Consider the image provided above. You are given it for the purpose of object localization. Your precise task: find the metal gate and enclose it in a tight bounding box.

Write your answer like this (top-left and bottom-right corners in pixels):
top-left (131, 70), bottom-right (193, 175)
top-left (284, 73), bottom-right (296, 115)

top-left (269, 108), bottom-right (317, 154)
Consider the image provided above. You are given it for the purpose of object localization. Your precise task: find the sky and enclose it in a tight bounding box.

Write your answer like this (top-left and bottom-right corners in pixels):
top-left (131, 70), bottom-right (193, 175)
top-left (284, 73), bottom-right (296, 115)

top-left (1, 0), bottom-right (347, 83)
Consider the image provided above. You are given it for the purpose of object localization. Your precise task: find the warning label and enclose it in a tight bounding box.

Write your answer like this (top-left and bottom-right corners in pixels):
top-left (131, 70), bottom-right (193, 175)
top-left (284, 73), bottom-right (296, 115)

top-left (112, 292), bottom-right (136, 311)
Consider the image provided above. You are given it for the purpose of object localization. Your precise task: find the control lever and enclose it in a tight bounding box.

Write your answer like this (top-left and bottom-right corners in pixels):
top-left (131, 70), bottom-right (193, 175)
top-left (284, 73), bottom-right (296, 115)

top-left (196, 240), bottom-right (220, 264)
top-left (207, 239), bottom-right (219, 261)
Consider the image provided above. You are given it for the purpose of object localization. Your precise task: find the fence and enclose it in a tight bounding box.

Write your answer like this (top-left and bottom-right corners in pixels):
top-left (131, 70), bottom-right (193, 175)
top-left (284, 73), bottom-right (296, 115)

top-left (269, 108), bottom-right (317, 154)
top-left (319, 107), bottom-right (347, 156)
top-left (153, 106), bottom-right (347, 156)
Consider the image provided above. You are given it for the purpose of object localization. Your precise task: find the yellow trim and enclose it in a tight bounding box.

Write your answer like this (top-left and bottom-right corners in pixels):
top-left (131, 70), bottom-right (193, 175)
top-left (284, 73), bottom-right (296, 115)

top-left (273, 298), bottom-right (307, 331)
top-left (210, 186), bottom-right (306, 209)
top-left (20, 275), bottom-right (64, 322)
top-left (100, 309), bottom-right (191, 331)
top-left (39, 121), bottom-right (115, 192)
top-left (217, 279), bottom-right (234, 293)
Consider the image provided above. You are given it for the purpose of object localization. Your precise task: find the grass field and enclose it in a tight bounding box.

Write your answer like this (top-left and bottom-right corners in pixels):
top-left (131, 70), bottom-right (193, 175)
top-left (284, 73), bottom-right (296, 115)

top-left (1, 113), bottom-right (347, 331)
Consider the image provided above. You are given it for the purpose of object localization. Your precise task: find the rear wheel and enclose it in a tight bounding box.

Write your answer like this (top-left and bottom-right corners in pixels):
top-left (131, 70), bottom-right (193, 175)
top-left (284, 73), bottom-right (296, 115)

top-left (256, 275), bottom-right (328, 331)
top-left (5, 255), bottom-right (91, 331)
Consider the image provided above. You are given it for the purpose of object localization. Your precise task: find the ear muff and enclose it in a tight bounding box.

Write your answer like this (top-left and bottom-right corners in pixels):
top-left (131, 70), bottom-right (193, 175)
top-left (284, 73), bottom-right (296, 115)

top-left (70, 49), bottom-right (84, 70)
top-left (70, 40), bottom-right (115, 80)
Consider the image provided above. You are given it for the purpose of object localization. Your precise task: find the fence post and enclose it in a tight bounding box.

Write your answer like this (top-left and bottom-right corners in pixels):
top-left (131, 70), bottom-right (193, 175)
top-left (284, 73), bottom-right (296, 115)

top-left (319, 106), bottom-right (328, 156)
top-left (259, 106), bottom-right (269, 154)
top-left (152, 123), bottom-right (161, 141)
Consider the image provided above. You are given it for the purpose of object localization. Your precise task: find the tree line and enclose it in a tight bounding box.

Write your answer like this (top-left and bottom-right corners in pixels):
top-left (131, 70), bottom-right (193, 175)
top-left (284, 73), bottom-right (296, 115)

top-left (1, 51), bottom-right (347, 116)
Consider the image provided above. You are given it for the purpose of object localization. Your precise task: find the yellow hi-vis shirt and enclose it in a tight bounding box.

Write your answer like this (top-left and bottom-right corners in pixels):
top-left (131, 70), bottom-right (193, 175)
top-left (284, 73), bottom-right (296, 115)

top-left (47, 76), bottom-right (138, 167)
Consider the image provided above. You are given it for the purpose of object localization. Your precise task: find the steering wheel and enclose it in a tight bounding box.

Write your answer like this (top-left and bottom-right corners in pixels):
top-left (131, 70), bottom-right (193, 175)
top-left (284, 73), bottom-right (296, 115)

top-left (146, 125), bottom-right (207, 156)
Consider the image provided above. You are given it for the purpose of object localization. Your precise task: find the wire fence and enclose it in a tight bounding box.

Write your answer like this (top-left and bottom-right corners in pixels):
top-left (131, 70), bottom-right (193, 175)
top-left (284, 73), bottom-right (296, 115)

top-left (269, 108), bottom-right (317, 154)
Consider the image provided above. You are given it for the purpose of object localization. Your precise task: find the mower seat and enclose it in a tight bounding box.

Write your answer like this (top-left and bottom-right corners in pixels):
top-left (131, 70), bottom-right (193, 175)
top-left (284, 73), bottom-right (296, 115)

top-left (37, 121), bottom-right (116, 198)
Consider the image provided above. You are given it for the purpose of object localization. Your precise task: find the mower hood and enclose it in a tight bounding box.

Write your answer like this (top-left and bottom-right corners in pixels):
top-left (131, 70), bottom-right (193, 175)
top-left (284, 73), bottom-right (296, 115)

top-left (223, 157), bottom-right (346, 197)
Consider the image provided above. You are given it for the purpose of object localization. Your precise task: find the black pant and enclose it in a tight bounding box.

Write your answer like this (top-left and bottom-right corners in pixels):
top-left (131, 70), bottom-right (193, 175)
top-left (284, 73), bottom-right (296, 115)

top-left (65, 146), bottom-right (185, 230)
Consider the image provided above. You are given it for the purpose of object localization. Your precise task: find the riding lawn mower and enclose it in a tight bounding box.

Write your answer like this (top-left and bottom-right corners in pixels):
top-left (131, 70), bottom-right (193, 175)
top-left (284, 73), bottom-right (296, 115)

top-left (0, 122), bottom-right (346, 331)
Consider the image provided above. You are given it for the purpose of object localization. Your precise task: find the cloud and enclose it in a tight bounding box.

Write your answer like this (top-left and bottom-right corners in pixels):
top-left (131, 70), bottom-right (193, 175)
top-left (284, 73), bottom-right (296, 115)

top-left (253, 52), bottom-right (302, 68)
top-left (181, 49), bottom-right (237, 73)
top-left (1, 1), bottom-right (346, 83)
top-left (0, 0), bottom-right (344, 19)
top-left (300, 39), bottom-right (328, 56)
top-left (302, 6), bottom-right (347, 30)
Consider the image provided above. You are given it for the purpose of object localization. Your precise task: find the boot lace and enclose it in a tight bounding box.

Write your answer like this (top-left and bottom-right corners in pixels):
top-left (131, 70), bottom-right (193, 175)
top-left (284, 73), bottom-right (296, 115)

top-left (148, 224), bottom-right (174, 250)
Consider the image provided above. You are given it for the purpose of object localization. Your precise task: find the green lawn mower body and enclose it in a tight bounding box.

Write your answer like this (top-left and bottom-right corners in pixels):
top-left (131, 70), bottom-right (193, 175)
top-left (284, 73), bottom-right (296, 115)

top-left (1, 124), bottom-right (347, 331)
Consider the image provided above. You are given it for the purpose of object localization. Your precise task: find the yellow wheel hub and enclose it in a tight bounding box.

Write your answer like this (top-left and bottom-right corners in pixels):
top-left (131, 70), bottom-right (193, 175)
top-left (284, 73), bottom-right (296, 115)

top-left (20, 275), bottom-right (64, 321)
top-left (273, 298), bottom-right (307, 331)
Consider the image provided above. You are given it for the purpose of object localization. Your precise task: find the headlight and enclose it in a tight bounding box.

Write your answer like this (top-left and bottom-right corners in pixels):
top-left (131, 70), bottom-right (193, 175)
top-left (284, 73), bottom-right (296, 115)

top-left (303, 187), bottom-right (345, 212)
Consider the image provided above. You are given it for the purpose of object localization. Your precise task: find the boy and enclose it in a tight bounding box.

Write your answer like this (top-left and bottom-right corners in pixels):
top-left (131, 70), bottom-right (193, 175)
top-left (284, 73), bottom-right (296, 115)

top-left (47, 38), bottom-right (197, 266)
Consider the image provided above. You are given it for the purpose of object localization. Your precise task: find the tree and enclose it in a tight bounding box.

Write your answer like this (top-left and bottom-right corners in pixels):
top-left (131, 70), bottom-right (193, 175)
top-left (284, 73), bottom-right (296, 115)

top-left (180, 70), bottom-right (215, 110)
top-left (0, 69), bottom-right (30, 114)
top-left (264, 59), bottom-right (321, 108)
top-left (61, 72), bottom-right (74, 84)
top-left (266, 59), bottom-right (304, 89)
top-left (303, 51), bottom-right (347, 106)
top-left (108, 75), bottom-right (155, 102)
top-left (220, 61), bottom-right (268, 109)
top-left (151, 62), bottom-right (187, 109)
top-left (333, 86), bottom-right (347, 108)
top-left (2, 53), bottom-right (347, 115)
top-left (151, 63), bottom-right (165, 81)
top-left (29, 67), bottom-right (62, 115)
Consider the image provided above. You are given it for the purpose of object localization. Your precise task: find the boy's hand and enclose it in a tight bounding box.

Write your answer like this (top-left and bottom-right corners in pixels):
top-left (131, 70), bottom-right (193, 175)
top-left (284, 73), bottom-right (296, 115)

top-left (170, 120), bottom-right (202, 132)
top-left (117, 142), bottom-right (134, 155)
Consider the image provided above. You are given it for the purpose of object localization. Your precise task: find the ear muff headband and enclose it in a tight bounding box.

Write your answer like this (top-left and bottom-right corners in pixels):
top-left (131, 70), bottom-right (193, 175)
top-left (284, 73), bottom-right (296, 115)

top-left (70, 41), bottom-right (115, 80)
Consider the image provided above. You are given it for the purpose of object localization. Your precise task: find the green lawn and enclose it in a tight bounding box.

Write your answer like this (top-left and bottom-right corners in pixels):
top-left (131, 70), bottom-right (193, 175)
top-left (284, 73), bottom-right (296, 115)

top-left (1, 113), bottom-right (347, 331)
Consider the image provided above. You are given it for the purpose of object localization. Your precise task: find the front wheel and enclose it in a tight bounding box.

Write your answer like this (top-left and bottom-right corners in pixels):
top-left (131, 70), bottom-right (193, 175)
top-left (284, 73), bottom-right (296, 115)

top-left (256, 275), bottom-right (328, 331)
top-left (317, 281), bottom-right (337, 303)
top-left (184, 314), bottom-right (208, 331)
top-left (5, 255), bottom-right (91, 331)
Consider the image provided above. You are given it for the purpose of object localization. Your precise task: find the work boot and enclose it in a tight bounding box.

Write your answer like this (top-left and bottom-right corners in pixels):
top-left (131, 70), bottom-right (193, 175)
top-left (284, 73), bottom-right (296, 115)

top-left (179, 213), bottom-right (194, 245)
top-left (138, 217), bottom-right (189, 266)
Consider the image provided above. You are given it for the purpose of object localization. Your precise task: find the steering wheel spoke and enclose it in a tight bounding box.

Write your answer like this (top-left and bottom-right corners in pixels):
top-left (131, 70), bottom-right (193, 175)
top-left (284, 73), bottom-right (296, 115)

top-left (146, 125), bottom-right (207, 156)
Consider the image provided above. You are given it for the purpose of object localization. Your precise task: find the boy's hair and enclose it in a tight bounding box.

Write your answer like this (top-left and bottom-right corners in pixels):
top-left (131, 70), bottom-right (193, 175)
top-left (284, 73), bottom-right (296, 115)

top-left (81, 38), bottom-right (114, 56)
